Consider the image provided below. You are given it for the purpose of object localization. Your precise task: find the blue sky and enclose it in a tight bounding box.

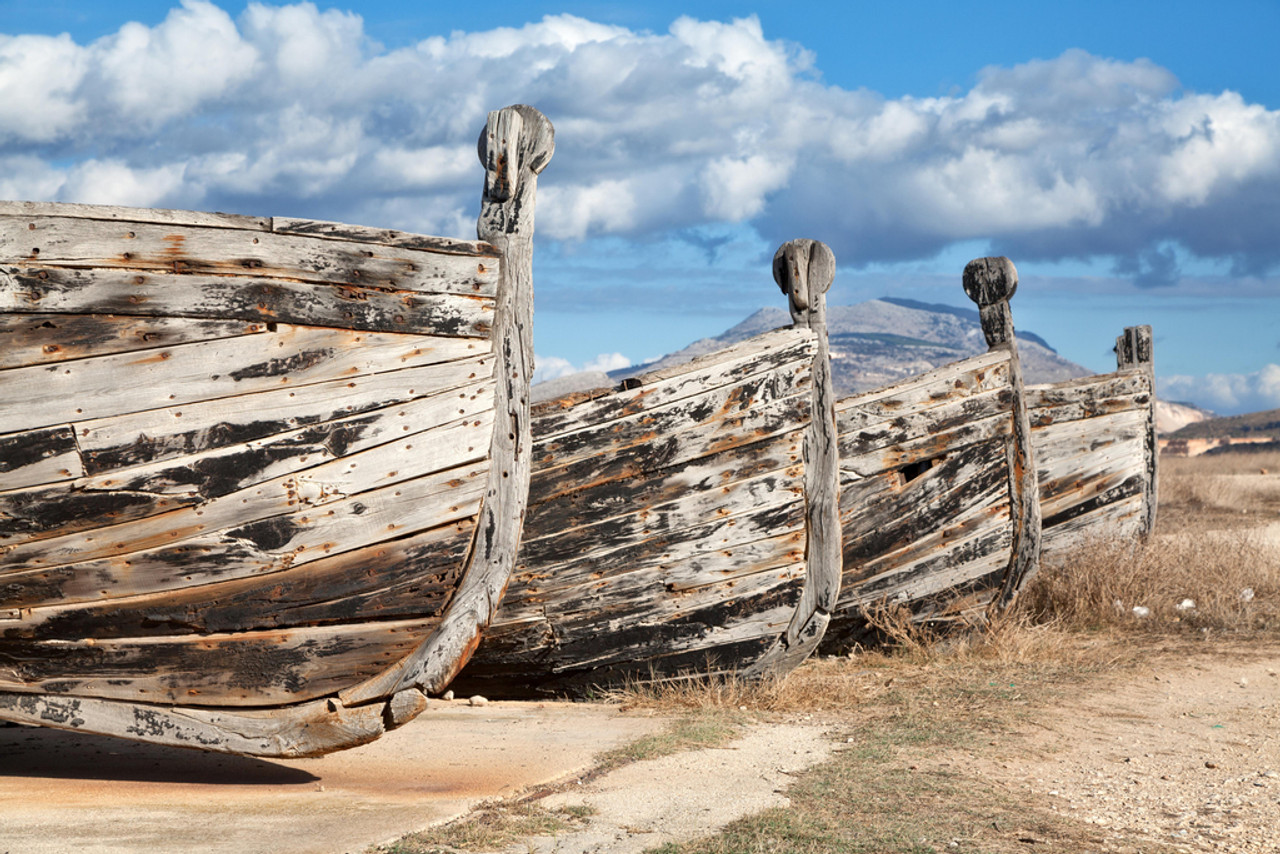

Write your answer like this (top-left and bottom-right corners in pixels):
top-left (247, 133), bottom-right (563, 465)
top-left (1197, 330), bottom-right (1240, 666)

top-left (3, 1), bottom-right (1278, 412)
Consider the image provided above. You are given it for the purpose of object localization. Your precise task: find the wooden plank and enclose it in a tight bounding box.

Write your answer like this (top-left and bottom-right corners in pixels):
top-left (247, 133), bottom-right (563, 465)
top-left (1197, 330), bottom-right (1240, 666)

top-left (835, 349), bottom-right (1009, 425)
top-left (1, 379), bottom-right (494, 544)
top-left (745, 238), bottom-right (841, 677)
top-left (0, 201), bottom-right (268, 230)
top-left (2, 404), bottom-right (493, 569)
top-left (0, 425), bottom-right (83, 492)
top-left (0, 690), bottom-right (389, 758)
top-left (0, 216), bottom-right (499, 296)
top-left (533, 327), bottom-right (814, 440)
top-left (77, 353), bottom-right (494, 474)
top-left (10, 518), bottom-right (473, 641)
top-left (0, 314), bottom-right (266, 370)
top-left (533, 390), bottom-right (811, 507)
top-left (840, 406), bottom-right (1013, 477)
top-left (961, 257), bottom-right (1040, 609)
top-left (523, 456), bottom-right (802, 562)
top-left (535, 366), bottom-right (811, 479)
top-left (1, 459), bottom-right (488, 606)
top-left (271, 217), bottom-right (495, 257)
top-left (0, 324), bottom-right (488, 434)
top-left (837, 382), bottom-right (1012, 461)
top-left (525, 430), bottom-right (804, 545)
top-left (1, 267), bottom-right (495, 337)
top-left (0, 617), bottom-right (436, 707)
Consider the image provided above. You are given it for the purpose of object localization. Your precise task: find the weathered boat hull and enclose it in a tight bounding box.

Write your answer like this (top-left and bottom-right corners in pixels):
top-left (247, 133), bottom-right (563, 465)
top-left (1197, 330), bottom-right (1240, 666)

top-left (455, 240), bottom-right (842, 697)
top-left (1029, 325), bottom-right (1157, 555)
top-left (0, 105), bottom-right (554, 756)
top-left (820, 258), bottom-right (1041, 650)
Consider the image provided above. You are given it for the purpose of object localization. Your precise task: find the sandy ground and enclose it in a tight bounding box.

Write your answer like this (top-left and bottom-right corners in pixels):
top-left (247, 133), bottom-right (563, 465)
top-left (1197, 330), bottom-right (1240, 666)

top-left (0, 700), bottom-right (663, 854)
top-left (957, 647), bottom-right (1280, 853)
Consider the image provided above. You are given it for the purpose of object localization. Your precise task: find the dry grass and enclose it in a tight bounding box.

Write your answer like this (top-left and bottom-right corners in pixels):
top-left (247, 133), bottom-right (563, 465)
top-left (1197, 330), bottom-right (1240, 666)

top-left (1159, 451), bottom-right (1280, 529)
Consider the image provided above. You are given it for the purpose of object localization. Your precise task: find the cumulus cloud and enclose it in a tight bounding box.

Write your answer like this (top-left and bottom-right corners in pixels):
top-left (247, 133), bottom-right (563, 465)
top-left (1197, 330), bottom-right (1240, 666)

top-left (2, 4), bottom-right (1279, 281)
top-left (531, 352), bottom-right (633, 384)
top-left (1160, 365), bottom-right (1280, 415)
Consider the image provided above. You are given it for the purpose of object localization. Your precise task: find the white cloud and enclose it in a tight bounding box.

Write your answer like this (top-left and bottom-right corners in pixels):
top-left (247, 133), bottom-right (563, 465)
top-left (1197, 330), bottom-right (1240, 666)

top-left (1, 4), bottom-right (1278, 279)
top-left (582, 352), bottom-right (632, 373)
top-left (532, 355), bottom-right (577, 384)
top-left (532, 352), bottom-right (632, 384)
top-left (1160, 365), bottom-right (1280, 415)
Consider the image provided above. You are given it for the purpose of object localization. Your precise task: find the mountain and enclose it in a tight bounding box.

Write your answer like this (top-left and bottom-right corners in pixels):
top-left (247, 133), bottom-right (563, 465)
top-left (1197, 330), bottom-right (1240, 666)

top-left (1166, 407), bottom-right (1280, 441)
top-left (613, 297), bottom-right (1091, 398)
top-left (1155, 400), bottom-right (1215, 436)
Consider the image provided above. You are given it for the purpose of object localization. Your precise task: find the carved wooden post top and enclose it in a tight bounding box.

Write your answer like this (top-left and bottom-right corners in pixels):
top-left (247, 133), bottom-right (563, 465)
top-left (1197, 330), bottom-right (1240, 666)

top-left (1115, 324), bottom-right (1154, 371)
top-left (477, 105), bottom-right (555, 242)
top-left (963, 256), bottom-right (1018, 349)
top-left (773, 238), bottom-right (835, 329)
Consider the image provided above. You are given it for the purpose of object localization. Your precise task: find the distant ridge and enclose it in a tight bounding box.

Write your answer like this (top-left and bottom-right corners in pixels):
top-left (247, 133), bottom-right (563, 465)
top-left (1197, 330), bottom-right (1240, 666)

top-left (878, 297), bottom-right (1058, 353)
top-left (611, 297), bottom-right (1090, 398)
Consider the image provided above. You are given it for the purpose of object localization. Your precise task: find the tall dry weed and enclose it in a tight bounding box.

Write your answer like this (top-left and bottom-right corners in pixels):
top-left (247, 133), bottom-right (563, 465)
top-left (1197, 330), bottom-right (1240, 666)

top-left (1021, 531), bottom-right (1280, 633)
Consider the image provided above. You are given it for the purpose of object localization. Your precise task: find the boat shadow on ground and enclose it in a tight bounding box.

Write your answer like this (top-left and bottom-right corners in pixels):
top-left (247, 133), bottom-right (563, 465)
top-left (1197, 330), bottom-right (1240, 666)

top-left (0, 722), bottom-right (318, 784)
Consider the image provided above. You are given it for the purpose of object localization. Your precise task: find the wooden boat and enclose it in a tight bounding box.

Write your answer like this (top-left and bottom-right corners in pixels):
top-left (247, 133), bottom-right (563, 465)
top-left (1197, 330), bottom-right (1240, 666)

top-left (1028, 325), bottom-right (1158, 555)
top-left (0, 105), bottom-right (553, 757)
top-left (453, 239), bottom-right (842, 697)
top-left (820, 257), bottom-right (1042, 649)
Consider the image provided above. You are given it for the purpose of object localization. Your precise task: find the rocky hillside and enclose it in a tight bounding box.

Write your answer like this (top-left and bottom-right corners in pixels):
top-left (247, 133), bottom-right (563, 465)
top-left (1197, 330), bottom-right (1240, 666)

top-left (621, 297), bottom-right (1091, 398)
top-left (1166, 407), bottom-right (1280, 440)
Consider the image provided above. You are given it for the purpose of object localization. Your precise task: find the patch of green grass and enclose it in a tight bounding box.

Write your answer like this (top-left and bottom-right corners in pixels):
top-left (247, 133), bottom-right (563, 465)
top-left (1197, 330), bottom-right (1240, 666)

top-left (374, 801), bottom-right (592, 853)
top-left (596, 710), bottom-right (745, 771)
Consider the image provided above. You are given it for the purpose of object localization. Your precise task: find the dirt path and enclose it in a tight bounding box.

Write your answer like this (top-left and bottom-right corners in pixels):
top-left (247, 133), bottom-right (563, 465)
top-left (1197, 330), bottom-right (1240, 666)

top-left (473, 644), bottom-right (1280, 854)
top-left (961, 646), bottom-right (1280, 853)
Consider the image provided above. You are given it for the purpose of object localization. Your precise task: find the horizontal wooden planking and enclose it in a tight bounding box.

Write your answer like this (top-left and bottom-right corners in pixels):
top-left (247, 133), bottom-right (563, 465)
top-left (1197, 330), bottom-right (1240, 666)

top-left (1025, 370), bottom-right (1149, 409)
top-left (0, 324), bottom-right (489, 434)
top-left (524, 436), bottom-right (804, 547)
top-left (840, 466), bottom-right (1010, 603)
top-left (0, 425), bottom-right (83, 492)
top-left (521, 461), bottom-right (803, 578)
top-left (835, 350), bottom-right (1010, 427)
top-left (533, 328), bottom-right (815, 441)
top-left (2, 267), bottom-right (494, 337)
top-left (76, 353), bottom-right (494, 475)
top-left (1, 215), bottom-right (498, 296)
top-left (0, 617), bottom-right (435, 707)
top-left (3, 404), bottom-right (493, 568)
top-left (0, 201), bottom-right (268, 231)
top-left (836, 524), bottom-right (1012, 611)
top-left (837, 382), bottom-right (1012, 461)
top-left (1, 460), bottom-right (488, 607)
top-left (1041, 493), bottom-right (1144, 554)
top-left (533, 383), bottom-right (811, 503)
top-left (514, 499), bottom-right (806, 606)
top-left (8, 518), bottom-right (473, 641)
top-left (1, 379), bottom-right (494, 543)
top-left (1034, 409), bottom-right (1146, 494)
top-left (840, 436), bottom-right (1010, 562)
top-left (548, 596), bottom-right (801, 676)
top-left (0, 314), bottom-right (265, 370)
top-left (271, 217), bottom-right (495, 257)
top-left (839, 405), bottom-right (1013, 478)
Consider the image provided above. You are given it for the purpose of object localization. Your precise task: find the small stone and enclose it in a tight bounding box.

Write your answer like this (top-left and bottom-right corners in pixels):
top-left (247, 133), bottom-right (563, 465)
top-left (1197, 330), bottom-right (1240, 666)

top-left (468, 695), bottom-right (489, 706)
top-left (1206, 762), bottom-right (1218, 769)
top-left (1240, 588), bottom-right (1255, 602)
top-left (1239, 677), bottom-right (1249, 687)
top-left (1132, 606), bottom-right (1150, 618)
top-left (441, 690), bottom-right (454, 701)
top-left (1176, 598), bottom-right (1196, 611)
